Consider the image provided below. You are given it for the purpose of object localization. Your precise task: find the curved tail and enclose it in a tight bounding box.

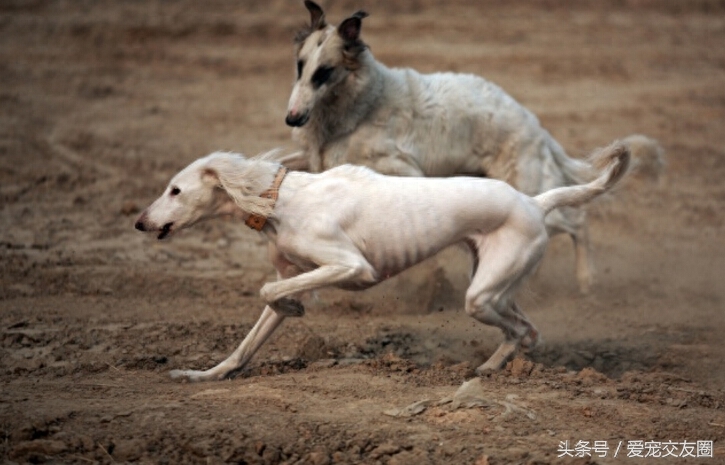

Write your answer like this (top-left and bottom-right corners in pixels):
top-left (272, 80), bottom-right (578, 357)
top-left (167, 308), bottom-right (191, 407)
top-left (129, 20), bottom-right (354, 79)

top-left (621, 134), bottom-right (665, 185)
top-left (535, 142), bottom-right (631, 215)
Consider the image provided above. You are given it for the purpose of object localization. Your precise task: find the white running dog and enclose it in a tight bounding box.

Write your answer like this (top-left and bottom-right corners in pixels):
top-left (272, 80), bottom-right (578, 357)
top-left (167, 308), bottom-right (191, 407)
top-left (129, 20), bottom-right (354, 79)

top-left (284, 1), bottom-right (662, 293)
top-left (135, 142), bottom-right (630, 382)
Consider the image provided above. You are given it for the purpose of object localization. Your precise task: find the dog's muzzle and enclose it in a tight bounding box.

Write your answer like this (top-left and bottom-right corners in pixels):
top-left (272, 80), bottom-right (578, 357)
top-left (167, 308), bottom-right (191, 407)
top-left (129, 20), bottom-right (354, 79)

top-left (134, 216), bottom-right (173, 240)
top-left (285, 111), bottom-right (310, 127)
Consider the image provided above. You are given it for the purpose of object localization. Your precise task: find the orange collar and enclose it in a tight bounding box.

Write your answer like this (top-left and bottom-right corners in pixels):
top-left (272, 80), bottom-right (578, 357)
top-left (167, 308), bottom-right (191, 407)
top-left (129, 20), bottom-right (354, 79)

top-left (244, 166), bottom-right (288, 231)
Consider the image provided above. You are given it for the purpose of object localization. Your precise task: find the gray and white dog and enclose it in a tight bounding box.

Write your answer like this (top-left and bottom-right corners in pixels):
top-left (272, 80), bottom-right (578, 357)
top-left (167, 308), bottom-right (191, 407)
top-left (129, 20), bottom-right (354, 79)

top-left (285, 1), bottom-right (662, 293)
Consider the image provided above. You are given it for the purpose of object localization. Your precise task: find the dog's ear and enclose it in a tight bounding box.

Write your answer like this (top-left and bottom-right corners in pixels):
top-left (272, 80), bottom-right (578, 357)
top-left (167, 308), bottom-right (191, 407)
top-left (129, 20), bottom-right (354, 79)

top-left (304, 0), bottom-right (326, 30)
top-left (202, 168), bottom-right (220, 185)
top-left (338, 10), bottom-right (368, 43)
top-left (295, 1), bottom-right (326, 45)
top-left (205, 155), bottom-right (276, 217)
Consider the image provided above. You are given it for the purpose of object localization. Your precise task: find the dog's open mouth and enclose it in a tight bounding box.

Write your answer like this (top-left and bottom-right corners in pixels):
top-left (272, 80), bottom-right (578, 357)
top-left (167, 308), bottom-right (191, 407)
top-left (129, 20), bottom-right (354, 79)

top-left (157, 222), bottom-right (173, 240)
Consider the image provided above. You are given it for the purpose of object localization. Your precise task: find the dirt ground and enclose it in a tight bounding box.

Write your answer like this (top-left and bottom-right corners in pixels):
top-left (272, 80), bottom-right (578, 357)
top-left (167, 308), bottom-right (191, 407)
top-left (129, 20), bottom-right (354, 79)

top-left (1, 0), bottom-right (724, 463)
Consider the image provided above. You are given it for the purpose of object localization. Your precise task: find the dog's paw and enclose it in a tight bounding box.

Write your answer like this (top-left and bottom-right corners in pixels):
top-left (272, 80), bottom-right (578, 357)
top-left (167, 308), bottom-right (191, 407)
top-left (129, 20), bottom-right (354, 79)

top-left (475, 341), bottom-right (518, 375)
top-left (474, 365), bottom-right (497, 376)
top-left (520, 328), bottom-right (540, 350)
top-left (260, 283), bottom-right (274, 302)
top-left (271, 298), bottom-right (305, 317)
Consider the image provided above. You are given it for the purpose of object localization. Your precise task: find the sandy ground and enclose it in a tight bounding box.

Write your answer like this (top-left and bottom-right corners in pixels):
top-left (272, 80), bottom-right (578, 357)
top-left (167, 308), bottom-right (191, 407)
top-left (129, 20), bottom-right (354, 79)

top-left (1, 0), bottom-right (724, 463)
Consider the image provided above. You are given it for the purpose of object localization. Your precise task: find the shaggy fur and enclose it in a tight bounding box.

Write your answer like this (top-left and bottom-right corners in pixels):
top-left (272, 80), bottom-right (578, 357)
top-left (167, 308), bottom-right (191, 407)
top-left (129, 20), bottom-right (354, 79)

top-left (135, 143), bottom-right (630, 382)
top-left (284, 1), bottom-right (663, 293)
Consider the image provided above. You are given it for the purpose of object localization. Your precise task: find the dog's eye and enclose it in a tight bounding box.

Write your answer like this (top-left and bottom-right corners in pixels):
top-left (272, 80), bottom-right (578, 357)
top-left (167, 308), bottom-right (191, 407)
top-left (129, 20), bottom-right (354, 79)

top-left (170, 187), bottom-right (181, 196)
top-left (311, 65), bottom-right (334, 88)
top-left (296, 60), bottom-right (304, 79)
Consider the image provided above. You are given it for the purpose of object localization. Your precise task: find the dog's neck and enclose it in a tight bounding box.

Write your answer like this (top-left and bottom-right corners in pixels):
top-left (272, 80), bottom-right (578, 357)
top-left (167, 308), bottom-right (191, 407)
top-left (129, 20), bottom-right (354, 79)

top-left (244, 166), bottom-right (288, 231)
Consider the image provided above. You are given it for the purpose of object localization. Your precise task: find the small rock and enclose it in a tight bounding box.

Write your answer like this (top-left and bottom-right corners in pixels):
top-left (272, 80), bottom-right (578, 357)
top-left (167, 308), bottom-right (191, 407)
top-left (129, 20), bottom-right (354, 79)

top-left (383, 399), bottom-right (432, 417)
top-left (450, 378), bottom-right (494, 409)
top-left (370, 442), bottom-right (400, 459)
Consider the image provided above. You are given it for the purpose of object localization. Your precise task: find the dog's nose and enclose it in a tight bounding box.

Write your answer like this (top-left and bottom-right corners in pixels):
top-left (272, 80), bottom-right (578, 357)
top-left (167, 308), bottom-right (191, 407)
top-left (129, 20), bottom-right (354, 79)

top-left (134, 221), bottom-right (146, 232)
top-left (285, 112), bottom-right (309, 127)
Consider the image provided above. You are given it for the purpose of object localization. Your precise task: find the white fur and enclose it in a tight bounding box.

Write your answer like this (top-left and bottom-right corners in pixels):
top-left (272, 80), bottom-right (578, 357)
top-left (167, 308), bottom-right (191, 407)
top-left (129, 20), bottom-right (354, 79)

top-left (135, 143), bottom-right (630, 382)
top-left (285, 3), bottom-right (663, 292)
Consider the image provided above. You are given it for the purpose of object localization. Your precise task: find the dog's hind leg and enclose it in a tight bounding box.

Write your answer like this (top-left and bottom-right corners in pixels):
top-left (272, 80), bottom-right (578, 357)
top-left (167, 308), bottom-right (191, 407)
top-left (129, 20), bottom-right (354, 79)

top-left (572, 217), bottom-right (592, 294)
top-left (482, 301), bottom-right (540, 370)
top-left (471, 300), bottom-right (539, 374)
top-left (545, 207), bottom-right (592, 293)
top-left (509, 302), bottom-right (540, 349)
top-left (463, 230), bottom-right (546, 374)
top-left (170, 305), bottom-right (287, 382)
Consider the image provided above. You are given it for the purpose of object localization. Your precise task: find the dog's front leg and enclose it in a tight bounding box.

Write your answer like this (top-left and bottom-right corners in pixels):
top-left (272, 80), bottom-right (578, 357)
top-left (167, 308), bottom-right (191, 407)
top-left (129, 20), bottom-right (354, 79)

top-left (169, 305), bottom-right (285, 382)
top-left (260, 263), bottom-right (376, 307)
top-left (265, 242), bottom-right (309, 317)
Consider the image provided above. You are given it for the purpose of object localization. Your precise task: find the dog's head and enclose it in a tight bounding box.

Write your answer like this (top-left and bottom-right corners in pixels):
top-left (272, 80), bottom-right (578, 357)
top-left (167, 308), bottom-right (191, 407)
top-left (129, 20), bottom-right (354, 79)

top-left (285, 1), bottom-right (369, 127)
top-left (135, 152), bottom-right (280, 239)
top-left (134, 156), bottom-right (224, 240)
